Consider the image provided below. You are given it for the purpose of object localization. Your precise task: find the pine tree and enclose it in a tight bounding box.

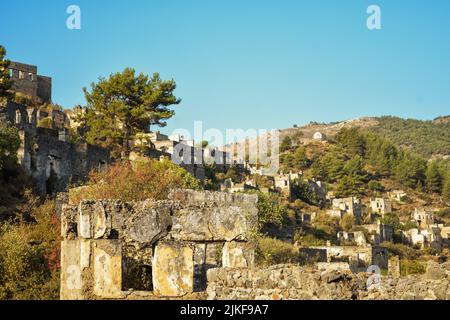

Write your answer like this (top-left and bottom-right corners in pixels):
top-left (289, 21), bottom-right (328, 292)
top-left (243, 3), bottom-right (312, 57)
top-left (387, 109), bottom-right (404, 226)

top-left (280, 136), bottom-right (292, 152)
top-left (0, 45), bottom-right (13, 100)
top-left (293, 146), bottom-right (310, 170)
top-left (425, 162), bottom-right (442, 193)
top-left (442, 174), bottom-right (450, 203)
top-left (81, 68), bottom-right (180, 158)
top-left (335, 127), bottom-right (366, 157)
top-left (394, 152), bottom-right (426, 189)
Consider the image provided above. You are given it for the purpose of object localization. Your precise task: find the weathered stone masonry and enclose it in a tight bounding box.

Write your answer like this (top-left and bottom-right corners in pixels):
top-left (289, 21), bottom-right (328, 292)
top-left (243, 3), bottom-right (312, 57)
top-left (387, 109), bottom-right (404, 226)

top-left (60, 190), bottom-right (258, 300)
top-left (207, 263), bottom-right (450, 300)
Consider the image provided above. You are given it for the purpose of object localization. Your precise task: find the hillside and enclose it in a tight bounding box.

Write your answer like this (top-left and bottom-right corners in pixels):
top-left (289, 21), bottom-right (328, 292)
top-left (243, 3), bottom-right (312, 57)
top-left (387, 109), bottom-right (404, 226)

top-left (366, 116), bottom-right (450, 158)
top-left (282, 116), bottom-right (450, 159)
top-left (223, 115), bottom-right (450, 160)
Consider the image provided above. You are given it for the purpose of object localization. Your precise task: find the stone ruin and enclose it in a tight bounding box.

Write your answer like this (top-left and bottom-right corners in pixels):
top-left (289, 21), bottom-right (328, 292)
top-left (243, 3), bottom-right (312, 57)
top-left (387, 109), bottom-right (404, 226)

top-left (60, 190), bottom-right (258, 300)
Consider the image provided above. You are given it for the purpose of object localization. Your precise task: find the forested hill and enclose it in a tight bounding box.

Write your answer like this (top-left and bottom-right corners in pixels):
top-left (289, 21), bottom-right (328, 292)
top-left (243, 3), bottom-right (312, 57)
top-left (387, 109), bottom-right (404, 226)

top-left (365, 116), bottom-right (450, 158)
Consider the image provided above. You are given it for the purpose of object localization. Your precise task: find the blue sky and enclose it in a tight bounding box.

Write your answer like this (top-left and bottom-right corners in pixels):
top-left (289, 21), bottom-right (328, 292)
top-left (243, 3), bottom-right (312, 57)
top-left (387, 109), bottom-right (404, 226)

top-left (1, 0), bottom-right (449, 136)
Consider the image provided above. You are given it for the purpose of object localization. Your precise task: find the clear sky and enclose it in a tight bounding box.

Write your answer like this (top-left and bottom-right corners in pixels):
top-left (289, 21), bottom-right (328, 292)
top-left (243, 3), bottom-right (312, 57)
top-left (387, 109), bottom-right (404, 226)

top-left (1, 0), bottom-right (449, 136)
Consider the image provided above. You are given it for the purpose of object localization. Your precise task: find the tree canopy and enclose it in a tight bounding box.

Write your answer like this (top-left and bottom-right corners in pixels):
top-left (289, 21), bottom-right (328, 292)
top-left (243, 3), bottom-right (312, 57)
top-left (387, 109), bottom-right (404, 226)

top-left (81, 68), bottom-right (180, 158)
top-left (0, 45), bottom-right (13, 100)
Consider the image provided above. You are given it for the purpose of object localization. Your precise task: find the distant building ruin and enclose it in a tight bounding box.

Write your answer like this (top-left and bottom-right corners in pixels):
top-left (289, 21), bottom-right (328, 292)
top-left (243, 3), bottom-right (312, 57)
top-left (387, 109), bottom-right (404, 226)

top-left (9, 61), bottom-right (52, 104)
top-left (370, 198), bottom-right (392, 216)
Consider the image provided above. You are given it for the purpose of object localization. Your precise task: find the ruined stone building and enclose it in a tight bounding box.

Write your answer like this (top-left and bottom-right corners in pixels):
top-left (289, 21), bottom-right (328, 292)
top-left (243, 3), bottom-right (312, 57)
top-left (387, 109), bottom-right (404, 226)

top-left (412, 208), bottom-right (436, 229)
top-left (219, 178), bottom-right (259, 193)
top-left (8, 61), bottom-right (52, 104)
top-left (337, 231), bottom-right (367, 246)
top-left (274, 172), bottom-right (301, 201)
top-left (389, 190), bottom-right (407, 202)
top-left (361, 221), bottom-right (394, 244)
top-left (370, 198), bottom-right (392, 216)
top-left (327, 197), bottom-right (363, 221)
top-left (0, 61), bottom-right (111, 194)
top-left (128, 131), bottom-right (236, 181)
top-left (404, 227), bottom-right (443, 252)
top-left (313, 131), bottom-right (326, 141)
top-left (60, 190), bottom-right (258, 299)
top-left (300, 245), bottom-right (388, 273)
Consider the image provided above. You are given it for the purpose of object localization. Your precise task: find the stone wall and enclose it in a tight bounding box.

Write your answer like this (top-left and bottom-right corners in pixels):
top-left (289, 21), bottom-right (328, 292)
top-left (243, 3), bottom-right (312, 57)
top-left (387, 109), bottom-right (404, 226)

top-left (300, 245), bottom-right (388, 272)
top-left (206, 262), bottom-right (450, 300)
top-left (60, 190), bottom-right (258, 300)
top-left (1, 100), bottom-right (111, 195)
top-left (9, 61), bottom-right (52, 103)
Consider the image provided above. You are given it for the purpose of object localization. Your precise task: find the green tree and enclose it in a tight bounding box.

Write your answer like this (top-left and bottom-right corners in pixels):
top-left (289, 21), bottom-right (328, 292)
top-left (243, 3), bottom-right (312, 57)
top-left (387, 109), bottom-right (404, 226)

top-left (425, 162), bottom-right (442, 193)
top-left (280, 136), bottom-right (292, 152)
top-left (382, 214), bottom-right (401, 230)
top-left (224, 165), bottom-right (248, 184)
top-left (82, 68), bottom-right (180, 158)
top-left (310, 158), bottom-right (327, 181)
top-left (365, 134), bottom-right (399, 177)
top-left (244, 191), bottom-right (287, 230)
top-left (280, 153), bottom-right (295, 171)
top-left (291, 179), bottom-right (318, 205)
top-left (394, 152), bottom-right (426, 189)
top-left (335, 127), bottom-right (366, 157)
top-left (293, 146), bottom-right (310, 170)
top-left (368, 180), bottom-right (385, 193)
top-left (0, 122), bottom-right (20, 170)
top-left (442, 174), bottom-right (450, 203)
top-left (335, 175), bottom-right (365, 197)
top-left (0, 45), bottom-right (13, 100)
top-left (321, 148), bottom-right (346, 182)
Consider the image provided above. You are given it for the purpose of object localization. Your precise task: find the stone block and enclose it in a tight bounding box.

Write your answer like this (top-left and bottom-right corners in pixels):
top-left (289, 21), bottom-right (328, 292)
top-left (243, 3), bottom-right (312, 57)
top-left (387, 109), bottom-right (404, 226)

top-left (93, 240), bottom-right (123, 298)
top-left (388, 256), bottom-right (401, 278)
top-left (425, 261), bottom-right (446, 281)
top-left (78, 202), bottom-right (110, 239)
top-left (123, 200), bottom-right (172, 245)
top-left (152, 243), bottom-right (194, 297)
top-left (60, 240), bottom-right (83, 300)
top-left (169, 190), bottom-right (258, 241)
top-left (193, 243), bottom-right (207, 291)
top-left (61, 204), bottom-right (78, 240)
top-left (222, 241), bottom-right (255, 268)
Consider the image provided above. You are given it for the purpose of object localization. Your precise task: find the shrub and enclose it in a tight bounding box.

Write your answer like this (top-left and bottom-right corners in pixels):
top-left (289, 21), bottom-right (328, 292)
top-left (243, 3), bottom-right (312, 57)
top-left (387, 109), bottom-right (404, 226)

top-left (368, 180), bottom-right (385, 193)
top-left (69, 158), bottom-right (201, 203)
top-left (400, 260), bottom-right (426, 276)
top-left (0, 200), bottom-right (60, 300)
top-left (0, 121), bottom-right (20, 170)
top-left (291, 179), bottom-right (318, 205)
top-left (37, 117), bottom-right (53, 129)
top-left (248, 191), bottom-right (287, 229)
top-left (313, 213), bottom-right (341, 238)
top-left (255, 237), bottom-right (305, 266)
top-left (294, 232), bottom-right (327, 247)
top-left (340, 214), bottom-right (355, 232)
top-left (382, 242), bottom-right (420, 260)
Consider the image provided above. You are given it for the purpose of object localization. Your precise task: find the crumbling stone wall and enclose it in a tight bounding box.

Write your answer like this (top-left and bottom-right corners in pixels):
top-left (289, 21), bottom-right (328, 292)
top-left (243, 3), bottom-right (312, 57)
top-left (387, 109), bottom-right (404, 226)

top-left (206, 262), bottom-right (450, 300)
top-left (1, 100), bottom-right (111, 195)
top-left (60, 190), bottom-right (258, 300)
